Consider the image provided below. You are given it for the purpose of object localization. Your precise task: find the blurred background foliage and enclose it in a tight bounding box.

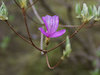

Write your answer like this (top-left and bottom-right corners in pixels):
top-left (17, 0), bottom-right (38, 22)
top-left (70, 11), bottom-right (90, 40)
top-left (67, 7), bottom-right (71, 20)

top-left (0, 0), bottom-right (100, 75)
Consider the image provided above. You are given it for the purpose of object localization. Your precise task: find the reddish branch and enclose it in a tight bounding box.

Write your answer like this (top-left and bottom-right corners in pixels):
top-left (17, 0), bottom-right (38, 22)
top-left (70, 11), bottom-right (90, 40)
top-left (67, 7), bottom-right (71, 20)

top-left (5, 20), bottom-right (31, 45)
top-left (47, 22), bottom-right (87, 52)
top-left (46, 54), bottom-right (63, 69)
top-left (22, 8), bottom-right (46, 53)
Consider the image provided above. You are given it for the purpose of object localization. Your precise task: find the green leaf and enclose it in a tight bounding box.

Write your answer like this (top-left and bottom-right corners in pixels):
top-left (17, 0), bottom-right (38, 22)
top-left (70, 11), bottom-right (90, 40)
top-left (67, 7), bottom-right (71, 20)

top-left (98, 6), bottom-right (100, 17)
top-left (63, 36), bottom-right (72, 57)
top-left (81, 3), bottom-right (88, 16)
top-left (93, 5), bottom-right (98, 16)
top-left (93, 6), bottom-right (100, 21)
top-left (0, 2), bottom-right (8, 20)
top-left (88, 5), bottom-right (93, 16)
top-left (75, 3), bottom-right (100, 22)
top-left (75, 3), bottom-right (81, 14)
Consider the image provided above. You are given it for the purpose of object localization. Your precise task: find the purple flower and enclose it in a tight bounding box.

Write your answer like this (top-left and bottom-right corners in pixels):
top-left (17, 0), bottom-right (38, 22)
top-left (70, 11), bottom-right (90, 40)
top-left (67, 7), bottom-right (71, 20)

top-left (39, 15), bottom-right (66, 38)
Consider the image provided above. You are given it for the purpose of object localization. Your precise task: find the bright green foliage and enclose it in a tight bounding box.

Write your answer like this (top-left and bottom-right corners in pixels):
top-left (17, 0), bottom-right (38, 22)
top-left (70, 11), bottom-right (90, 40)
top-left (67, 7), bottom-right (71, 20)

top-left (17, 0), bottom-right (27, 8)
top-left (0, 36), bottom-right (10, 50)
top-left (62, 36), bottom-right (72, 59)
top-left (0, 2), bottom-right (8, 20)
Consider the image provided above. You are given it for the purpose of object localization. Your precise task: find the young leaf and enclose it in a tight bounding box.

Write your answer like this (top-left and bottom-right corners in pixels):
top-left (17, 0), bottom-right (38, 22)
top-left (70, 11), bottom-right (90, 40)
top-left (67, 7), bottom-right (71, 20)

top-left (81, 3), bottom-right (88, 16)
top-left (75, 3), bottom-right (81, 14)
top-left (0, 2), bottom-right (8, 20)
top-left (18, 0), bottom-right (27, 8)
top-left (88, 5), bottom-right (93, 16)
top-left (98, 6), bottom-right (100, 17)
top-left (63, 36), bottom-right (72, 57)
top-left (87, 5), bottom-right (94, 21)
top-left (93, 5), bottom-right (100, 21)
top-left (75, 3), bottom-right (81, 18)
top-left (93, 5), bottom-right (98, 16)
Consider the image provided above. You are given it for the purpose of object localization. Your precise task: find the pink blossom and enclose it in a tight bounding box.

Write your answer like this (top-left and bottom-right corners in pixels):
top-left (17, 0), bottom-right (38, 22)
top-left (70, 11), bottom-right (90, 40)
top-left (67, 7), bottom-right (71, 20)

top-left (39, 15), bottom-right (66, 38)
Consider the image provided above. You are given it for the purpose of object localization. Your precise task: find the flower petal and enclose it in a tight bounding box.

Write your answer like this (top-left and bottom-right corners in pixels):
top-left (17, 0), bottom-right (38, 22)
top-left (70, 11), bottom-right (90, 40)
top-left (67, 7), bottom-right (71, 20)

top-left (38, 27), bottom-right (47, 36)
top-left (42, 15), bottom-right (59, 34)
top-left (50, 29), bottom-right (66, 38)
top-left (50, 15), bottom-right (59, 33)
top-left (42, 15), bottom-right (52, 31)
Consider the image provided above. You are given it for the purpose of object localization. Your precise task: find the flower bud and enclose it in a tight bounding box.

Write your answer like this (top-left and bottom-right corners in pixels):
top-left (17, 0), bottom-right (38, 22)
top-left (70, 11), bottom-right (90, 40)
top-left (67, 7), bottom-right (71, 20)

top-left (0, 2), bottom-right (8, 20)
top-left (18, 0), bottom-right (27, 8)
top-left (62, 36), bottom-right (72, 59)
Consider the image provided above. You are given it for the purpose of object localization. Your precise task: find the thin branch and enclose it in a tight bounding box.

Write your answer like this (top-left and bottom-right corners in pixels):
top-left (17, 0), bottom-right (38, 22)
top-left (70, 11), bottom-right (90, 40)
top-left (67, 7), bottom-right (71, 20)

top-left (45, 39), bottom-right (62, 69)
top-left (47, 22), bottom-right (87, 52)
top-left (14, 0), bottom-right (46, 52)
top-left (5, 20), bottom-right (32, 45)
top-left (46, 54), bottom-right (62, 69)
top-left (29, 0), bottom-right (44, 24)
top-left (14, 0), bottom-right (21, 9)
top-left (27, 0), bottom-right (39, 10)
top-left (29, 0), bottom-right (44, 51)
top-left (59, 25), bottom-right (79, 28)
top-left (22, 8), bottom-right (46, 52)
top-left (26, 13), bottom-right (43, 25)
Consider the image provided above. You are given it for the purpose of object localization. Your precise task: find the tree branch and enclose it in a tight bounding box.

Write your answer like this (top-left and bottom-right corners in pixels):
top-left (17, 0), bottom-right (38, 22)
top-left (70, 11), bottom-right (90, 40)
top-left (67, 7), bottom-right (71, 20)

top-left (47, 22), bottom-right (87, 52)
top-left (22, 8), bottom-right (46, 52)
top-left (5, 20), bottom-right (32, 45)
top-left (46, 54), bottom-right (62, 69)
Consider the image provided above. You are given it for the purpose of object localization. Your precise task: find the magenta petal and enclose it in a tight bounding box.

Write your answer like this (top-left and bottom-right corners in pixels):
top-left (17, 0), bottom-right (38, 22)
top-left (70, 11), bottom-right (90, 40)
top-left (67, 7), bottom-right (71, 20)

top-left (50, 29), bottom-right (66, 38)
top-left (42, 15), bottom-right (52, 31)
top-left (38, 27), bottom-right (47, 36)
top-left (51, 15), bottom-right (59, 33)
